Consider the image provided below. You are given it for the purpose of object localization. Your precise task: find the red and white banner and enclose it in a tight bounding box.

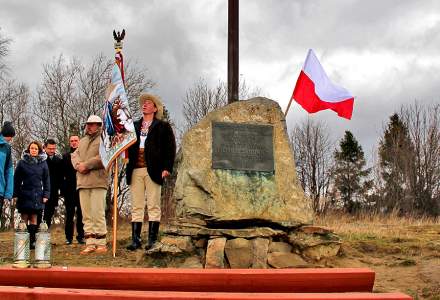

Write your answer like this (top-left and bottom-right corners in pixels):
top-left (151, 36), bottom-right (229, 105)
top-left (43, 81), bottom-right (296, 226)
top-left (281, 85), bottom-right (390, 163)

top-left (291, 49), bottom-right (354, 120)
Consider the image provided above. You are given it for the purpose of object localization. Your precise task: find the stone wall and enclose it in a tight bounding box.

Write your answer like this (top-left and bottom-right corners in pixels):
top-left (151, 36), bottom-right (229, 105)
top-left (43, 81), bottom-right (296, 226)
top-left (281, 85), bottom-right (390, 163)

top-left (154, 225), bottom-right (341, 268)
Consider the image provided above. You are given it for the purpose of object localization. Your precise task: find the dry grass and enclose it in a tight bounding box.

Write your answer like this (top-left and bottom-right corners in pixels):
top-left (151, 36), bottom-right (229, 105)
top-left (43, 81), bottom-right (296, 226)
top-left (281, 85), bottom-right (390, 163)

top-left (315, 210), bottom-right (440, 241)
top-left (315, 211), bottom-right (440, 299)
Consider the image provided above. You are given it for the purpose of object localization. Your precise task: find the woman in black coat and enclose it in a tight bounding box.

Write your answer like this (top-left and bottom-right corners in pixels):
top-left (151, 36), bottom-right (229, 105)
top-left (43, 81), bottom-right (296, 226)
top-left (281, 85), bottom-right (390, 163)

top-left (14, 141), bottom-right (50, 249)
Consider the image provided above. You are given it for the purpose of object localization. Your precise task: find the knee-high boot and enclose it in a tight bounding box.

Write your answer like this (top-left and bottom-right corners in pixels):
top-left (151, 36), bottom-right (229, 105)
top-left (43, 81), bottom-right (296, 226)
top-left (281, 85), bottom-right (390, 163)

top-left (145, 221), bottom-right (159, 250)
top-left (126, 222), bottom-right (142, 251)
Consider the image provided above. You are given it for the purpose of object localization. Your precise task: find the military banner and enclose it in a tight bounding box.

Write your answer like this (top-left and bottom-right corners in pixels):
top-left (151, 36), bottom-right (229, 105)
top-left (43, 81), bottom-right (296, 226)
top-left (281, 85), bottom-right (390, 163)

top-left (99, 31), bottom-right (136, 171)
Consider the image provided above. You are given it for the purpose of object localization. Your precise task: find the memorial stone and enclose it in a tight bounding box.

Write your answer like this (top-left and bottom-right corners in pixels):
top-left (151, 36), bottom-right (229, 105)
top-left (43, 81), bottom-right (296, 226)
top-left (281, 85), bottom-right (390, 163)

top-left (173, 97), bottom-right (313, 229)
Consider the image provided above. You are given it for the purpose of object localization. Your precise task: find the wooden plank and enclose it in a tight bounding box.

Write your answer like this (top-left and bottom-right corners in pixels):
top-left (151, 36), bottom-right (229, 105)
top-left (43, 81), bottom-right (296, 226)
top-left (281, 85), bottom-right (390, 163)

top-left (0, 267), bottom-right (375, 293)
top-left (0, 287), bottom-right (413, 300)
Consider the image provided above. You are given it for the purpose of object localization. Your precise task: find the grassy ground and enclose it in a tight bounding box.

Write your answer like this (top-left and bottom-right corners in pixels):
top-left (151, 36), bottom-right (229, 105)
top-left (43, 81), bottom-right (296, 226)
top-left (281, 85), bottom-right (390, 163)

top-left (0, 214), bottom-right (439, 299)
top-left (0, 222), bottom-right (192, 268)
top-left (316, 213), bottom-right (440, 300)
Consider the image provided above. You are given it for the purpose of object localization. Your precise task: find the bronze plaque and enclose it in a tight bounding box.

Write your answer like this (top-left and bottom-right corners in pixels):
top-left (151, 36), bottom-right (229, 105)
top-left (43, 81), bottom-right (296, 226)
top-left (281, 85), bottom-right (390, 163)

top-left (212, 122), bottom-right (274, 172)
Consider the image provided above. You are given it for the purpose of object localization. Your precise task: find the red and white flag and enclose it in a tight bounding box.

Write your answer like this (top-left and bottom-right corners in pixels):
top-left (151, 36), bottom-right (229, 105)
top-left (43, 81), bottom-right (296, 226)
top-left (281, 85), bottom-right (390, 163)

top-left (291, 49), bottom-right (354, 119)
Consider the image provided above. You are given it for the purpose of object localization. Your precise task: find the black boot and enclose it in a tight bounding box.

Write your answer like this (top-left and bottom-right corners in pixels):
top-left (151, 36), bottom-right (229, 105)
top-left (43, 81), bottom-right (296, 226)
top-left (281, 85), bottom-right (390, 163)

top-left (126, 222), bottom-right (142, 251)
top-left (27, 224), bottom-right (37, 250)
top-left (145, 221), bottom-right (160, 250)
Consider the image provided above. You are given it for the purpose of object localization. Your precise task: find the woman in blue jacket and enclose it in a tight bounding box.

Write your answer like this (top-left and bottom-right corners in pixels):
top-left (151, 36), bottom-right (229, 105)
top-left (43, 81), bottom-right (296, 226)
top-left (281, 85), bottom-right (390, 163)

top-left (14, 141), bottom-right (50, 249)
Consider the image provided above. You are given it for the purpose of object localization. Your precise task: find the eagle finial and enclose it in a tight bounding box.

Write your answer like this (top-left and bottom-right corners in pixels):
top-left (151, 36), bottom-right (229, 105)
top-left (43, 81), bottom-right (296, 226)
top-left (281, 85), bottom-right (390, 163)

top-left (113, 29), bottom-right (125, 50)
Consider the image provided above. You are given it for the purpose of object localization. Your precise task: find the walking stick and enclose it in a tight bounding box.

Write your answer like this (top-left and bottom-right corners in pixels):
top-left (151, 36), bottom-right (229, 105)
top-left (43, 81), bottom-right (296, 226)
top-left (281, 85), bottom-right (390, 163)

top-left (112, 160), bottom-right (118, 258)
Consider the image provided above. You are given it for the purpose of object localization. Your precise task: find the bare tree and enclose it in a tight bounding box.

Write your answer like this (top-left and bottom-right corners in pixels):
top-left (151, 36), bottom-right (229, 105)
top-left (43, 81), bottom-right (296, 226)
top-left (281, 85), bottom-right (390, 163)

top-left (289, 118), bottom-right (333, 214)
top-left (0, 80), bottom-right (31, 229)
top-left (123, 59), bottom-right (156, 120)
top-left (76, 53), bottom-right (113, 129)
top-left (183, 78), bottom-right (227, 130)
top-left (0, 29), bottom-right (11, 80)
top-left (34, 55), bottom-right (81, 151)
top-left (182, 77), bottom-right (262, 131)
top-left (374, 102), bottom-right (440, 216)
top-left (0, 29), bottom-right (32, 229)
top-left (34, 54), bottom-right (156, 153)
top-left (0, 80), bottom-right (32, 159)
top-left (400, 102), bottom-right (440, 216)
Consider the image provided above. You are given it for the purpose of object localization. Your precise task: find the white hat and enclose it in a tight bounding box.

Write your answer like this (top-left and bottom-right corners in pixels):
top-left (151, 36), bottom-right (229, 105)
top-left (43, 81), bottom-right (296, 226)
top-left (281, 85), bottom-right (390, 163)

top-left (86, 115), bottom-right (102, 124)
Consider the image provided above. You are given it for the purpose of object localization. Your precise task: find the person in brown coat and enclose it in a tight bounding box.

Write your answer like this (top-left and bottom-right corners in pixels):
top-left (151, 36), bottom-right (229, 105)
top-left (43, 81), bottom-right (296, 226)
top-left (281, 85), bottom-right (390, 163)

top-left (71, 115), bottom-right (108, 254)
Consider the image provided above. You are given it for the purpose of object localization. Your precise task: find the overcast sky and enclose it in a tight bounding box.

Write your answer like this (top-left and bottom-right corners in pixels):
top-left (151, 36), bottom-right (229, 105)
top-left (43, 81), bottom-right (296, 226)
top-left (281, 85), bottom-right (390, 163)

top-left (1, 0), bottom-right (440, 160)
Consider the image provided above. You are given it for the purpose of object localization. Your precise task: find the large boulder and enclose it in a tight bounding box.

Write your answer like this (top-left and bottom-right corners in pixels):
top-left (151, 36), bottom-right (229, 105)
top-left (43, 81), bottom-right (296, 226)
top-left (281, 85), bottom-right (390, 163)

top-left (174, 97), bottom-right (313, 229)
top-left (288, 231), bottom-right (342, 261)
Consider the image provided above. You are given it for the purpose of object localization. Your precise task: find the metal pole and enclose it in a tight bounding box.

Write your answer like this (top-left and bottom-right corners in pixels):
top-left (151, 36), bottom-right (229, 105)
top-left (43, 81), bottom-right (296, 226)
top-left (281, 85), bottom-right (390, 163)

top-left (228, 0), bottom-right (239, 103)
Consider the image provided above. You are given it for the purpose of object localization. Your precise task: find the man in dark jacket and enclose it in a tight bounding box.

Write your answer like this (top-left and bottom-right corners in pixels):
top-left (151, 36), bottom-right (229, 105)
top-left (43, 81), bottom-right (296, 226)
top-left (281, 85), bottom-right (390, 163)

top-left (125, 93), bottom-right (176, 251)
top-left (62, 135), bottom-right (84, 244)
top-left (0, 121), bottom-right (15, 225)
top-left (41, 139), bottom-right (63, 227)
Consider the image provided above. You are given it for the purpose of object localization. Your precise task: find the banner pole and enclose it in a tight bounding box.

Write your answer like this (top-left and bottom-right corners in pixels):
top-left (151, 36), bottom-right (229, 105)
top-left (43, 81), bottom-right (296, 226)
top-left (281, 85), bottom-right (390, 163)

top-left (284, 96), bottom-right (294, 117)
top-left (112, 160), bottom-right (118, 258)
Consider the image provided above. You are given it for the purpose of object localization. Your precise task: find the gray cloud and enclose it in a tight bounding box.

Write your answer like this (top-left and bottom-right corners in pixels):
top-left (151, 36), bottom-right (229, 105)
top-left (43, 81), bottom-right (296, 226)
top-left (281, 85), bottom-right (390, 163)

top-left (1, 0), bottom-right (440, 162)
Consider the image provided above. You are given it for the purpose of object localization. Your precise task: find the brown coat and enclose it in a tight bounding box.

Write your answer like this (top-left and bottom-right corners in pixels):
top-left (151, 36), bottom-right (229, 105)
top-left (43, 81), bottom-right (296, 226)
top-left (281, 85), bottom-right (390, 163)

top-left (71, 130), bottom-right (107, 189)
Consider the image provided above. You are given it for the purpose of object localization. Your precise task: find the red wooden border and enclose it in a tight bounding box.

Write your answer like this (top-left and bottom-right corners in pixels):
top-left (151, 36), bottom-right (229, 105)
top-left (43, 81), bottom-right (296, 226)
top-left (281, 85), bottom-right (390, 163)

top-left (0, 267), bottom-right (375, 293)
top-left (0, 287), bottom-right (412, 300)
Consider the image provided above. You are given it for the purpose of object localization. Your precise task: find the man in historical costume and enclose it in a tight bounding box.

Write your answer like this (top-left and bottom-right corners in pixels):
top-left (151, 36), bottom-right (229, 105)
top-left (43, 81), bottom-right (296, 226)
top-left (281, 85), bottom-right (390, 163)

top-left (125, 93), bottom-right (176, 251)
top-left (72, 116), bottom-right (108, 254)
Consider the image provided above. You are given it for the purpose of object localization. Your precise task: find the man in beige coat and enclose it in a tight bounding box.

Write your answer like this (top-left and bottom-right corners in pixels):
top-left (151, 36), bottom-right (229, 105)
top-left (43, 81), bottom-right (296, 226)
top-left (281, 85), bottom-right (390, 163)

top-left (71, 115), bottom-right (108, 254)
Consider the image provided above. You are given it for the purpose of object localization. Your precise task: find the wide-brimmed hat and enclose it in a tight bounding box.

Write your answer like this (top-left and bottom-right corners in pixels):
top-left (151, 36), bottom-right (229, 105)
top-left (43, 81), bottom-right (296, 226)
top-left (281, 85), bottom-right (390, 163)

top-left (139, 93), bottom-right (164, 120)
top-left (86, 115), bottom-right (103, 124)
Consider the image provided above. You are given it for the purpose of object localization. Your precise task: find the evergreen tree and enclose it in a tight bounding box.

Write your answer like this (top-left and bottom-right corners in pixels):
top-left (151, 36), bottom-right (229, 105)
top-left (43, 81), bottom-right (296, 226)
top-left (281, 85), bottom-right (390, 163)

top-left (378, 113), bottom-right (414, 213)
top-left (332, 131), bottom-right (371, 214)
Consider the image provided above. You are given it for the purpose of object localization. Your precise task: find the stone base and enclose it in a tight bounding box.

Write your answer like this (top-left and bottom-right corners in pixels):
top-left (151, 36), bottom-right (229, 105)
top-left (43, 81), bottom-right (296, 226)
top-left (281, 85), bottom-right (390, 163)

top-left (159, 225), bottom-right (341, 268)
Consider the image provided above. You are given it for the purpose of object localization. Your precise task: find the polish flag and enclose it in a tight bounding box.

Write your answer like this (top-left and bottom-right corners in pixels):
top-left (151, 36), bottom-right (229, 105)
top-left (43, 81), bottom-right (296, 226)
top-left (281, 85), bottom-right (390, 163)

top-left (291, 49), bottom-right (354, 120)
